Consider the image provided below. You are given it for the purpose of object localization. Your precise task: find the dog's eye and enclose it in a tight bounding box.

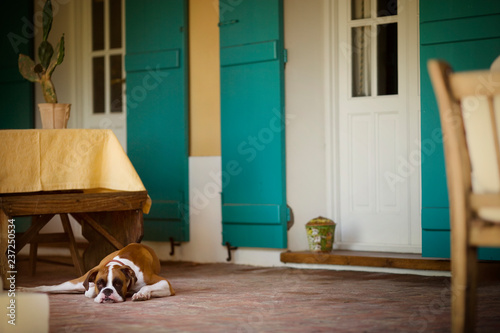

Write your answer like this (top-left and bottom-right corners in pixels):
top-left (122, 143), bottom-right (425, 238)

top-left (113, 278), bottom-right (123, 289)
top-left (96, 279), bottom-right (105, 290)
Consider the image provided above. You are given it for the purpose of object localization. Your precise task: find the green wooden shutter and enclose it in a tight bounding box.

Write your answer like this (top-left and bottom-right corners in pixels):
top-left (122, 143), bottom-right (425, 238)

top-left (125, 0), bottom-right (189, 242)
top-left (0, 0), bottom-right (34, 233)
top-left (219, 0), bottom-right (288, 248)
top-left (420, 0), bottom-right (500, 259)
top-left (0, 0), bottom-right (34, 129)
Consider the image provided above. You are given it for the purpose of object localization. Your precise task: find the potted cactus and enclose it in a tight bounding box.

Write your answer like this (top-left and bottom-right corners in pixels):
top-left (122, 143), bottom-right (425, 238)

top-left (18, 0), bottom-right (70, 129)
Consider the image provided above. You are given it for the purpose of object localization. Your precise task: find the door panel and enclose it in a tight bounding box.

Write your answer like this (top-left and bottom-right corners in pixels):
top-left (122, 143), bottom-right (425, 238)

top-left (220, 0), bottom-right (288, 248)
top-left (125, 0), bottom-right (189, 242)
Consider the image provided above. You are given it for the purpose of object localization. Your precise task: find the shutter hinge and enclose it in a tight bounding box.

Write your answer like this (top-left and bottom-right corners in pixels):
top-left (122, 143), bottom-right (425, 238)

top-left (284, 49), bottom-right (288, 64)
top-left (286, 204), bottom-right (294, 230)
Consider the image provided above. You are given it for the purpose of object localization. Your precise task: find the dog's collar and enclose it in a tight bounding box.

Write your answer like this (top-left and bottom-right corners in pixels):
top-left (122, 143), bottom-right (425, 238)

top-left (106, 259), bottom-right (126, 267)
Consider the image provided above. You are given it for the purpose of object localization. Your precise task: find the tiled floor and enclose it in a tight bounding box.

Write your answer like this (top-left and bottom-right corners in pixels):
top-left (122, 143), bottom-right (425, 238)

top-left (15, 256), bottom-right (500, 332)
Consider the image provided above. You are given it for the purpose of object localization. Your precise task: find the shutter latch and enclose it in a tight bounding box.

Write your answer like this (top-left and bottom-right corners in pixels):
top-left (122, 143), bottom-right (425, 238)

top-left (218, 19), bottom-right (239, 27)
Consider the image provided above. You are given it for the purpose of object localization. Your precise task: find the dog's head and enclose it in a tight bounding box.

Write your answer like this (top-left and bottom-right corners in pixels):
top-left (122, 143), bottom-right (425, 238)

top-left (83, 263), bottom-right (137, 303)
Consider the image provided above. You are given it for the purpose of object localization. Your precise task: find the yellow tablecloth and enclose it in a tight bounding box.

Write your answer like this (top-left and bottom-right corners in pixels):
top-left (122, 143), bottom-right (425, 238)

top-left (0, 129), bottom-right (151, 213)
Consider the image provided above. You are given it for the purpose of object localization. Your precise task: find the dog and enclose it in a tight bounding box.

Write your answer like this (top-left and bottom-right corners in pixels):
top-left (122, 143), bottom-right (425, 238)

top-left (20, 243), bottom-right (175, 303)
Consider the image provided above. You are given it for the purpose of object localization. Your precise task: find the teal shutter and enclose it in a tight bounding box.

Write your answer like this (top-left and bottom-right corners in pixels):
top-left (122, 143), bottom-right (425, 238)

top-left (420, 0), bottom-right (500, 259)
top-left (0, 0), bottom-right (34, 129)
top-left (220, 0), bottom-right (288, 248)
top-left (125, 0), bottom-right (189, 242)
top-left (0, 1), bottom-right (34, 233)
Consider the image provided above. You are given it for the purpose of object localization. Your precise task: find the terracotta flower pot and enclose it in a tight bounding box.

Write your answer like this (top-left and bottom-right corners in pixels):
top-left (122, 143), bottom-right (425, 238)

top-left (38, 103), bottom-right (71, 129)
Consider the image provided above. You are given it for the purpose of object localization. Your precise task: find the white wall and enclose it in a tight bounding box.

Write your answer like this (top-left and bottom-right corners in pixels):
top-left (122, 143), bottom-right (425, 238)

top-left (283, 0), bottom-right (330, 252)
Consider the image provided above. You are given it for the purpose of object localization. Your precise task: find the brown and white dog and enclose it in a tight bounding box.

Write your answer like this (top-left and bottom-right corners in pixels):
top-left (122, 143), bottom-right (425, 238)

top-left (20, 243), bottom-right (175, 303)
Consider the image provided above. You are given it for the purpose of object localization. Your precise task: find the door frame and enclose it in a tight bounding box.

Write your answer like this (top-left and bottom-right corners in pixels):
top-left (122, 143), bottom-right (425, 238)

top-left (325, 0), bottom-right (422, 253)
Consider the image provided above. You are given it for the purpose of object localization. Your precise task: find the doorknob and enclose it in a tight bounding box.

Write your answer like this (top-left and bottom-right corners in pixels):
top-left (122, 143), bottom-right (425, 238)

top-left (111, 78), bottom-right (126, 85)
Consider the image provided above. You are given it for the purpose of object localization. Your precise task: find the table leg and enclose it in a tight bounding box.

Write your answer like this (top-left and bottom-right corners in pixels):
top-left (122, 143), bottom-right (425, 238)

top-left (1, 209), bottom-right (9, 289)
top-left (77, 210), bottom-right (144, 270)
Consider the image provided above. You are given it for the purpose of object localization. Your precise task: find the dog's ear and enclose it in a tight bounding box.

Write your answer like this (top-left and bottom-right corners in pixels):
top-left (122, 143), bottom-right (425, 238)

top-left (121, 266), bottom-right (137, 289)
top-left (83, 268), bottom-right (99, 291)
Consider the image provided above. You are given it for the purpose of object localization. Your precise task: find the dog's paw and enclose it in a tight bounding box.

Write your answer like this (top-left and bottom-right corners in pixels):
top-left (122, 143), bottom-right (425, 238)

top-left (132, 290), bottom-right (151, 301)
top-left (85, 289), bottom-right (96, 298)
top-left (84, 283), bottom-right (96, 298)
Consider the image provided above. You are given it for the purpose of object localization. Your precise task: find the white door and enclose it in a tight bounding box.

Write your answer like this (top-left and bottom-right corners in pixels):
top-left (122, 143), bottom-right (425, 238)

top-left (336, 0), bottom-right (421, 252)
top-left (79, 0), bottom-right (127, 149)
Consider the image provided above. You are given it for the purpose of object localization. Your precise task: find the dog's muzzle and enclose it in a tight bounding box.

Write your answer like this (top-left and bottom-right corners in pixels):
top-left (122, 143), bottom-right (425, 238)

top-left (101, 288), bottom-right (117, 303)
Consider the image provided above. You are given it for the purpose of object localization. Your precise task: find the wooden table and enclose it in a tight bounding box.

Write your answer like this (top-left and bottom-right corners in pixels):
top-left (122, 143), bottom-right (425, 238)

top-left (1, 190), bottom-right (148, 287)
top-left (0, 129), bottom-right (151, 288)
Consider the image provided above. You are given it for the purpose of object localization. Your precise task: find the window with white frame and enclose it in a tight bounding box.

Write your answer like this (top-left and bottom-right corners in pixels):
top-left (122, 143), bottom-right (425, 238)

top-left (91, 0), bottom-right (125, 114)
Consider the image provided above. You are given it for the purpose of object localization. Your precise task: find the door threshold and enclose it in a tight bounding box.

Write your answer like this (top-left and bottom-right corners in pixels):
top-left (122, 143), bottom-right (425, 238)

top-left (280, 250), bottom-right (450, 271)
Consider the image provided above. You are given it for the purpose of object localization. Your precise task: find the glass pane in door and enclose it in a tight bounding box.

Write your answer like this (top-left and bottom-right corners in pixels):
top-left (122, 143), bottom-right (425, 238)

top-left (352, 0), bottom-right (371, 20)
top-left (377, 0), bottom-right (397, 17)
top-left (110, 55), bottom-right (123, 112)
top-left (352, 26), bottom-right (371, 97)
top-left (377, 23), bottom-right (398, 95)
top-left (92, 0), bottom-right (104, 51)
top-left (93, 57), bottom-right (105, 113)
top-left (109, 0), bottom-right (122, 49)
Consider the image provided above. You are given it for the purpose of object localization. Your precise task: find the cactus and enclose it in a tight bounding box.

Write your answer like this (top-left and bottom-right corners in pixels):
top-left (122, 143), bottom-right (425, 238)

top-left (18, 0), bottom-right (65, 104)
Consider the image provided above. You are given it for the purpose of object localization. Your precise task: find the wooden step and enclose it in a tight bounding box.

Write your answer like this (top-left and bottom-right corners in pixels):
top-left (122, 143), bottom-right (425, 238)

top-left (280, 250), bottom-right (450, 271)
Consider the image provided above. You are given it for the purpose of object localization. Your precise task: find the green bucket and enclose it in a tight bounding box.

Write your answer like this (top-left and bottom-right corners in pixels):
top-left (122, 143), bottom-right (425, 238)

top-left (306, 216), bottom-right (336, 252)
